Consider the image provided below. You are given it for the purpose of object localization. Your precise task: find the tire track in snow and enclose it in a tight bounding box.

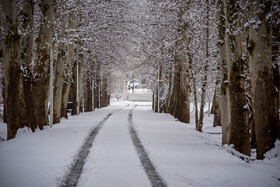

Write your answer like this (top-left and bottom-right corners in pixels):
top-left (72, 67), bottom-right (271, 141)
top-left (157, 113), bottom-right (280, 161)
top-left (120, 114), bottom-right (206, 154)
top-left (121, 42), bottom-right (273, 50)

top-left (129, 105), bottom-right (167, 187)
top-left (60, 106), bottom-right (126, 187)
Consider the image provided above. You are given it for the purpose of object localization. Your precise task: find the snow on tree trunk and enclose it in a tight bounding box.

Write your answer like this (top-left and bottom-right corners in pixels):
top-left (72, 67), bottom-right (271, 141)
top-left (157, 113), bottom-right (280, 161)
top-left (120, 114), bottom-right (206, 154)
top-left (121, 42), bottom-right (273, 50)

top-left (248, 0), bottom-right (280, 159)
top-left (198, 0), bottom-right (210, 132)
top-left (180, 41), bottom-right (191, 123)
top-left (60, 9), bottom-right (76, 119)
top-left (53, 14), bottom-right (67, 124)
top-left (71, 48), bottom-right (80, 115)
top-left (32, 0), bottom-right (55, 129)
top-left (0, 0), bottom-right (26, 139)
top-left (225, 0), bottom-right (250, 156)
top-left (217, 0), bottom-right (230, 142)
top-left (168, 5), bottom-right (191, 123)
top-left (21, 0), bottom-right (36, 131)
top-left (164, 63), bottom-right (173, 113)
top-left (169, 52), bottom-right (180, 119)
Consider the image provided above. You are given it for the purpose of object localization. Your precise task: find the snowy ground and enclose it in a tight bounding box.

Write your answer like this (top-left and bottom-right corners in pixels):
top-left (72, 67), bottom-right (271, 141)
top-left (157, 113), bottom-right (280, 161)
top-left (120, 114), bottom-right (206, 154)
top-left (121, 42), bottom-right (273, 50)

top-left (0, 101), bottom-right (279, 187)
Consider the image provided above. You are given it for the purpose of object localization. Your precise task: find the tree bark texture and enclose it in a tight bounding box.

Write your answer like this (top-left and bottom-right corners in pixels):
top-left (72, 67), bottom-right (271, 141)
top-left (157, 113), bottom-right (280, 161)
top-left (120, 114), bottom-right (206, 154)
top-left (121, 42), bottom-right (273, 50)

top-left (158, 61), bottom-right (163, 112)
top-left (198, 0), bottom-right (209, 132)
top-left (164, 62), bottom-right (173, 113)
top-left (168, 43), bottom-right (190, 123)
top-left (217, 0), bottom-right (231, 144)
top-left (53, 10), bottom-right (68, 123)
top-left (84, 78), bottom-right (92, 112)
top-left (193, 78), bottom-right (199, 130)
top-left (0, 0), bottom-right (26, 139)
top-left (94, 61), bottom-right (101, 109)
top-left (32, 0), bottom-right (55, 129)
top-left (169, 54), bottom-right (180, 119)
top-left (154, 85), bottom-right (159, 112)
top-left (167, 5), bottom-right (191, 124)
top-left (61, 10), bottom-right (76, 119)
top-left (21, 0), bottom-right (36, 131)
top-left (71, 60), bottom-right (78, 115)
top-left (212, 88), bottom-right (222, 127)
top-left (53, 41), bottom-right (66, 123)
top-left (248, 0), bottom-right (280, 159)
top-left (180, 46), bottom-right (191, 123)
top-left (225, 0), bottom-right (251, 156)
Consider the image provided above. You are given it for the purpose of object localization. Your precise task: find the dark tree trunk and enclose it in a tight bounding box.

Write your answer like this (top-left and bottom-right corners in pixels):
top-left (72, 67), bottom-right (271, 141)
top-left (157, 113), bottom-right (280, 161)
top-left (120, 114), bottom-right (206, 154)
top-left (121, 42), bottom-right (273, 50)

top-left (61, 82), bottom-right (70, 119)
top-left (84, 78), bottom-right (92, 112)
top-left (212, 86), bottom-right (222, 127)
top-left (169, 56), bottom-right (180, 119)
top-left (32, 0), bottom-right (55, 129)
top-left (225, 0), bottom-right (251, 156)
top-left (53, 14), bottom-right (67, 124)
top-left (71, 62), bottom-right (77, 115)
top-left (168, 5), bottom-right (191, 124)
top-left (164, 63), bottom-right (173, 113)
top-left (1, 0), bottom-right (26, 139)
top-left (193, 78), bottom-right (199, 130)
top-left (22, 0), bottom-right (36, 131)
top-left (61, 8), bottom-right (77, 119)
top-left (249, 0), bottom-right (280, 159)
top-left (198, 0), bottom-right (209, 132)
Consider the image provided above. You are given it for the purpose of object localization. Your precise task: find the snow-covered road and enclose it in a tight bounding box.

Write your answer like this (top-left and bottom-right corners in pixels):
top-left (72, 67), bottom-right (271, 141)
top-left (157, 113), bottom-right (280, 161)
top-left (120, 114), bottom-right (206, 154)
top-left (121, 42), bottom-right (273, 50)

top-left (0, 101), bottom-right (279, 187)
top-left (77, 104), bottom-right (152, 187)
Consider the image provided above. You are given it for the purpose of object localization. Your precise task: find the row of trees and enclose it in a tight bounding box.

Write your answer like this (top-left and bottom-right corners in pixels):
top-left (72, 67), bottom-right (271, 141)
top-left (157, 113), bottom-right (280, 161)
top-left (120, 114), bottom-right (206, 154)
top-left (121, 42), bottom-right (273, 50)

top-left (0, 0), bottom-right (125, 139)
top-left (0, 0), bottom-right (279, 159)
top-left (139, 0), bottom-right (279, 159)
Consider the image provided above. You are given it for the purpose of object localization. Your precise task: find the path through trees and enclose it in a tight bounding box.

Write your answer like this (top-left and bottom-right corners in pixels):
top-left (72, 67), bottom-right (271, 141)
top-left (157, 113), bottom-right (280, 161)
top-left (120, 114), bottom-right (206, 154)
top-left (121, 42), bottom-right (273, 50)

top-left (0, 0), bottom-right (279, 160)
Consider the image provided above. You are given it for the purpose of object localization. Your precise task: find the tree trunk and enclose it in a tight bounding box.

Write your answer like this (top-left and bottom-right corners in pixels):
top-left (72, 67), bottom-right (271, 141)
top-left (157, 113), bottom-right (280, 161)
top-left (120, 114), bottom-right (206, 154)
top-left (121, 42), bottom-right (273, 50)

top-left (211, 89), bottom-right (216, 114)
top-left (94, 61), bottom-right (101, 109)
top-left (61, 82), bottom-right (70, 118)
top-left (158, 60), bottom-right (162, 112)
top-left (71, 41), bottom-right (83, 115)
top-left (0, 0), bottom-right (26, 139)
top-left (164, 62), bottom-right (173, 113)
top-left (248, 0), bottom-right (280, 159)
top-left (180, 45), bottom-right (191, 123)
top-left (21, 0), bottom-right (36, 131)
top-left (71, 60), bottom-right (78, 115)
top-left (152, 88), bottom-right (156, 111)
top-left (225, 0), bottom-right (250, 156)
top-left (84, 78), bottom-right (92, 112)
top-left (53, 15), bottom-right (67, 124)
top-left (61, 9), bottom-right (77, 119)
top-left (91, 69), bottom-right (95, 111)
top-left (217, 0), bottom-right (231, 144)
top-left (101, 75), bottom-right (107, 108)
top-left (78, 50), bottom-right (83, 112)
top-left (198, 76), bottom-right (207, 132)
top-left (32, 0), bottom-right (55, 129)
top-left (213, 87), bottom-right (222, 127)
top-left (169, 54), bottom-right (180, 118)
top-left (198, 0), bottom-right (209, 132)
top-left (168, 4), bottom-right (191, 123)
top-left (154, 85), bottom-right (159, 112)
top-left (193, 78), bottom-right (199, 130)
top-left (272, 0), bottom-right (280, 136)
